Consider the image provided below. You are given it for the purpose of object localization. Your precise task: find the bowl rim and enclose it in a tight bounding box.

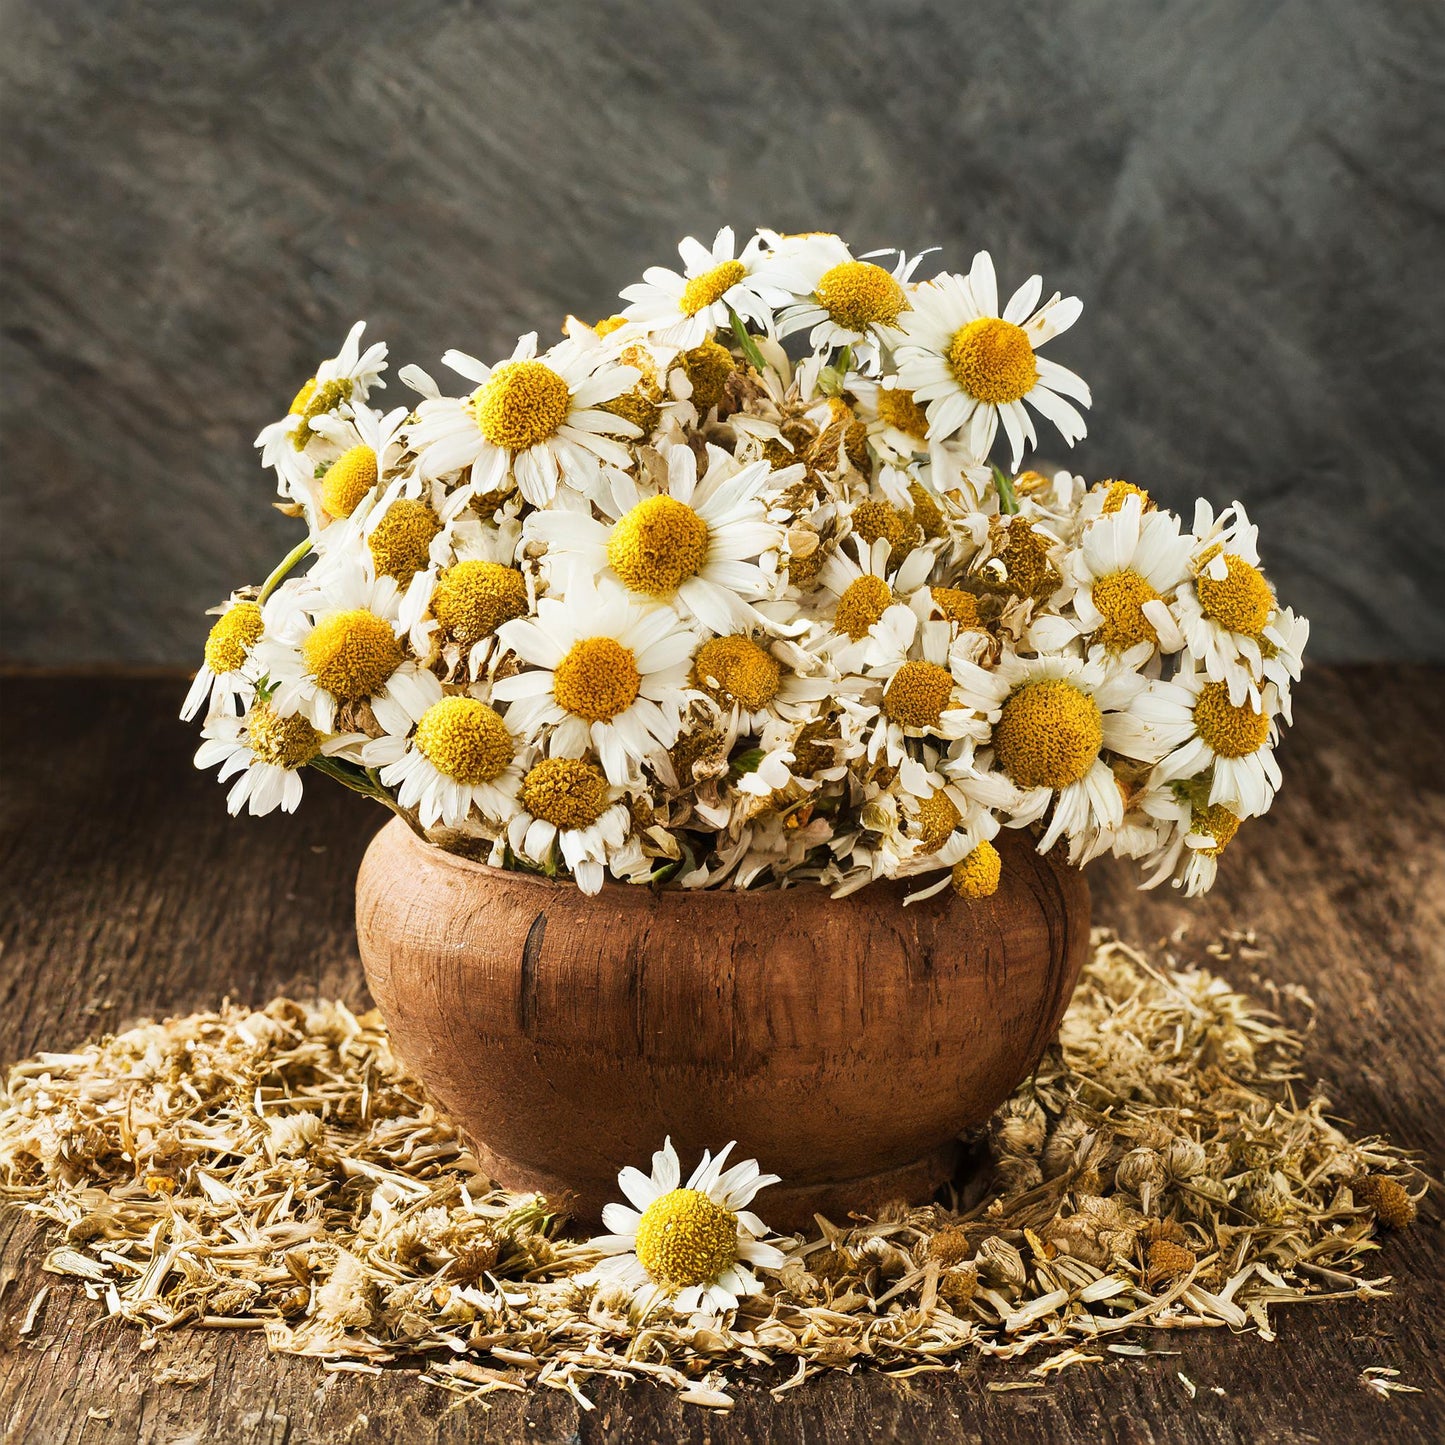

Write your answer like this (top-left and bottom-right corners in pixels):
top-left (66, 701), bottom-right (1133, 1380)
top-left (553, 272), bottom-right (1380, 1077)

top-left (369, 814), bottom-right (1058, 911)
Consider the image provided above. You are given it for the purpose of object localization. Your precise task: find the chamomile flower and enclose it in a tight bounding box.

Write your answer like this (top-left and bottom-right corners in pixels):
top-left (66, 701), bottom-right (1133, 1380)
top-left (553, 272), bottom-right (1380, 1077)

top-left (1109, 664), bottom-right (1284, 818)
top-left (366, 694), bottom-right (526, 829)
top-left (896, 810), bottom-right (1005, 902)
top-left (1175, 502), bottom-right (1296, 708)
top-left (194, 703), bottom-right (360, 817)
top-left (407, 334), bottom-right (641, 508)
top-left (256, 564), bottom-right (442, 735)
top-left (951, 651), bottom-right (1152, 861)
top-left (853, 606), bottom-right (993, 766)
top-left (690, 631), bottom-right (836, 735)
top-left (774, 241), bottom-right (929, 372)
top-left (526, 441), bottom-right (787, 634)
top-left (492, 578), bottom-right (696, 785)
top-left (1044, 494), bottom-right (1192, 660)
top-left (181, 598), bottom-right (266, 722)
top-left (619, 227), bottom-right (796, 349)
top-left (582, 1138), bottom-right (786, 1316)
top-left (300, 401), bottom-right (411, 534)
top-left (255, 322), bottom-right (390, 494)
top-left (1137, 783), bottom-right (1245, 897)
top-left (397, 514), bottom-right (528, 673)
top-left (505, 755), bottom-right (632, 894)
top-left (813, 536), bottom-right (939, 670)
top-left (893, 251), bottom-right (1090, 469)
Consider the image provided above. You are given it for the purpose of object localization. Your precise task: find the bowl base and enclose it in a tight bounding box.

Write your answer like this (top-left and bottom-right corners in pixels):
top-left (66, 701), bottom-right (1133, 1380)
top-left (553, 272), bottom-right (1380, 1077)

top-left (470, 1137), bottom-right (963, 1233)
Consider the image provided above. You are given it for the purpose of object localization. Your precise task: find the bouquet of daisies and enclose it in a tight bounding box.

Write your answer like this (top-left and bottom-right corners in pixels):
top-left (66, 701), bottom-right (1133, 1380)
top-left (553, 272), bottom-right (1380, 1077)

top-left (185, 228), bottom-right (1307, 899)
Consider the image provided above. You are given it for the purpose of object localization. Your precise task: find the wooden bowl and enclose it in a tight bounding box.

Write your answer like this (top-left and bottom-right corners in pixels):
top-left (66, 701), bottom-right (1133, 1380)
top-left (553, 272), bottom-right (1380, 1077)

top-left (356, 816), bottom-right (1089, 1229)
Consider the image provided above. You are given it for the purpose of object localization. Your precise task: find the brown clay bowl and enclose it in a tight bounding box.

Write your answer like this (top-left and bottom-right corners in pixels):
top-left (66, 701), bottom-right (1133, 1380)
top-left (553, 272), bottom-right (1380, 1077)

top-left (356, 815), bottom-right (1089, 1230)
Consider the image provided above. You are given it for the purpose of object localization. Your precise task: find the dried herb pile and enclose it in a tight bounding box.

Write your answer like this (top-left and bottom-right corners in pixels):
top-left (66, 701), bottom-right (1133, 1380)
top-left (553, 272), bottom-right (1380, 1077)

top-left (0, 931), bottom-right (1422, 1410)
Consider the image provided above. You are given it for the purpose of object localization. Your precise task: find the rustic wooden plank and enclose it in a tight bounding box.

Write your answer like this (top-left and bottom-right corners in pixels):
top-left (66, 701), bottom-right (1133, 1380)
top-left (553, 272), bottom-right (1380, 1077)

top-left (1, 668), bottom-right (1442, 1443)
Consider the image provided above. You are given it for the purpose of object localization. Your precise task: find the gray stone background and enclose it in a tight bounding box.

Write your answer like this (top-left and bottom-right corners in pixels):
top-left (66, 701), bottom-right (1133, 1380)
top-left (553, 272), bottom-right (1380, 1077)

top-left (2, 0), bottom-right (1442, 665)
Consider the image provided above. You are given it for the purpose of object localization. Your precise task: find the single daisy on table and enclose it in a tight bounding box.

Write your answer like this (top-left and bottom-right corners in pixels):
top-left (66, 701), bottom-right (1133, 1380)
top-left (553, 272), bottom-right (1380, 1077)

top-left (618, 226), bottom-right (797, 350)
top-left (180, 597), bottom-right (266, 722)
top-left (194, 702), bottom-right (361, 817)
top-left (255, 563), bottom-right (442, 736)
top-left (505, 755), bottom-right (633, 894)
top-left (363, 693), bottom-right (528, 830)
top-left (525, 440), bottom-right (787, 634)
top-left (893, 250), bottom-right (1090, 469)
top-left (949, 651), bottom-right (1153, 862)
top-left (255, 322), bottom-right (390, 496)
top-left (582, 1138), bottom-right (786, 1317)
top-left (772, 239), bottom-right (931, 374)
top-left (405, 334), bottom-right (641, 508)
top-left (1108, 662), bottom-right (1284, 818)
top-left (491, 577), bottom-right (696, 786)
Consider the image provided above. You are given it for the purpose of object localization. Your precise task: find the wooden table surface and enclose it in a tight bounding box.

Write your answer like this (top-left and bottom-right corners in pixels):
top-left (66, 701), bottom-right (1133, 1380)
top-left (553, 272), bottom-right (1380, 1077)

top-left (1, 668), bottom-right (1442, 1445)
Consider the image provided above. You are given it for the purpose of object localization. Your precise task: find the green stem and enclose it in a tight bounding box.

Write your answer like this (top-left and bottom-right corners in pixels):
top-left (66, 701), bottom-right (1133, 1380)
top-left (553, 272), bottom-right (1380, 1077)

top-left (836, 344), bottom-right (853, 378)
top-left (257, 538), bottom-right (313, 604)
top-left (727, 306), bottom-right (769, 375)
top-left (992, 465), bottom-right (1020, 516)
top-left (307, 755), bottom-right (413, 826)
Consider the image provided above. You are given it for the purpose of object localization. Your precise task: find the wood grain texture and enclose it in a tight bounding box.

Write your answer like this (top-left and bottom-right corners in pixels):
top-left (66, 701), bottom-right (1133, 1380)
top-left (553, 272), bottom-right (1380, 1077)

top-left (2, 2), bottom-right (1444, 665)
top-left (355, 817), bottom-right (1090, 1227)
top-left (1, 666), bottom-right (1443, 1443)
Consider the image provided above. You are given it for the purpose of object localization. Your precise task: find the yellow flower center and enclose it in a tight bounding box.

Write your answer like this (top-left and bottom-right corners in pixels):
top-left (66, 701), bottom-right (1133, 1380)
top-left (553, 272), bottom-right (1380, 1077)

top-left (320, 445), bottom-right (379, 520)
top-left (851, 499), bottom-right (913, 556)
top-left (601, 387), bottom-right (661, 437)
top-left (1189, 802), bottom-right (1242, 857)
top-left (471, 360), bottom-right (571, 453)
top-left (1095, 479), bottom-right (1153, 514)
top-left (302, 609), bottom-right (402, 701)
top-left (368, 499), bottom-right (441, 582)
top-left (204, 602), bottom-right (264, 674)
top-left (1192, 681), bottom-right (1270, 758)
top-left (814, 260), bottom-right (908, 331)
top-left (908, 482), bottom-right (946, 539)
top-left (414, 696), bottom-right (513, 784)
top-left (834, 574), bottom-right (892, 639)
top-left (945, 317), bottom-right (1038, 405)
top-left (915, 789), bottom-right (961, 853)
top-left (877, 387), bottom-right (930, 442)
top-left (633, 1187), bottom-right (738, 1289)
top-left (976, 522), bottom-right (1059, 604)
top-left (288, 377), bottom-right (353, 447)
top-left (882, 660), bottom-right (955, 729)
top-left (952, 839), bottom-right (1002, 899)
top-left (551, 637), bottom-right (641, 722)
top-left (607, 495), bottom-right (710, 597)
top-left (245, 703), bottom-right (321, 770)
top-left (432, 561), bottom-right (529, 646)
top-left (679, 260), bottom-right (746, 316)
top-left (594, 315), bottom-right (628, 336)
top-left (930, 586), bottom-right (983, 628)
top-left (994, 679), bottom-right (1103, 790)
top-left (1196, 555), bottom-right (1274, 638)
top-left (679, 339), bottom-right (736, 413)
top-left (692, 635), bottom-right (781, 711)
top-left (518, 757), bottom-right (611, 830)
top-left (1090, 568), bottom-right (1162, 651)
